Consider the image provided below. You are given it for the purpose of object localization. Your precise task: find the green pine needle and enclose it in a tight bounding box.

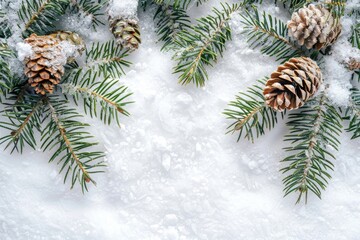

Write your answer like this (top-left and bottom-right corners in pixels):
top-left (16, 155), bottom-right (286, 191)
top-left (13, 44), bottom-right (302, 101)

top-left (281, 92), bottom-right (342, 203)
top-left (224, 79), bottom-right (283, 143)
top-left (172, 3), bottom-right (241, 86)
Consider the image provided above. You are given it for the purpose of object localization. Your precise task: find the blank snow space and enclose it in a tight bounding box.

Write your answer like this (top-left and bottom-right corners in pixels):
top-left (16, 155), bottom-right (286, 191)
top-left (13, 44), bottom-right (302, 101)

top-left (1, 0), bottom-right (360, 239)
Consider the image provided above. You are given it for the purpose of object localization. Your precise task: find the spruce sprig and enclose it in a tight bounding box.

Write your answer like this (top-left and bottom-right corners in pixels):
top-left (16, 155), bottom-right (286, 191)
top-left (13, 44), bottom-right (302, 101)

top-left (282, 92), bottom-right (342, 203)
top-left (42, 96), bottom-right (106, 192)
top-left (173, 3), bottom-right (241, 86)
top-left (279, 0), bottom-right (307, 12)
top-left (84, 41), bottom-right (132, 79)
top-left (18, 0), bottom-right (68, 36)
top-left (0, 3), bottom-right (133, 191)
top-left (239, 7), bottom-right (304, 62)
top-left (224, 79), bottom-right (282, 143)
top-left (0, 43), bottom-right (14, 92)
top-left (61, 76), bottom-right (133, 126)
top-left (68, 0), bottom-right (109, 29)
top-left (154, 4), bottom-right (191, 51)
top-left (345, 88), bottom-right (360, 139)
top-left (0, 93), bottom-right (43, 153)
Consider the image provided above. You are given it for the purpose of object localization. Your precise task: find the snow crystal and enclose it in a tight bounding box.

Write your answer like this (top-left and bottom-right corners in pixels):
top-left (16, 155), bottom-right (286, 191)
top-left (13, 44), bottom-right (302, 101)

top-left (15, 42), bottom-right (33, 61)
top-left (108, 0), bottom-right (138, 18)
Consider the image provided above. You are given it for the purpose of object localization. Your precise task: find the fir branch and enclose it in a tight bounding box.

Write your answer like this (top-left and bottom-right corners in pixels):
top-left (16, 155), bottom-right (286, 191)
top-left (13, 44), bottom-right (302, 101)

top-left (240, 7), bottom-right (304, 62)
top-left (154, 0), bottom-right (208, 9)
top-left (350, 22), bottom-right (360, 49)
top-left (0, 43), bottom-right (15, 93)
top-left (41, 97), bottom-right (105, 192)
top-left (281, 91), bottom-right (342, 203)
top-left (68, 0), bottom-right (108, 29)
top-left (350, 22), bottom-right (360, 81)
top-left (154, 4), bottom-right (191, 51)
top-left (19, 0), bottom-right (68, 36)
top-left (325, 0), bottom-right (346, 20)
top-left (0, 94), bottom-right (43, 153)
top-left (173, 3), bottom-right (241, 86)
top-left (345, 88), bottom-right (360, 139)
top-left (278, 0), bottom-right (308, 12)
top-left (61, 77), bottom-right (133, 126)
top-left (224, 79), bottom-right (282, 143)
top-left (83, 40), bottom-right (131, 79)
top-left (0, 9), bottom-right (11, 39)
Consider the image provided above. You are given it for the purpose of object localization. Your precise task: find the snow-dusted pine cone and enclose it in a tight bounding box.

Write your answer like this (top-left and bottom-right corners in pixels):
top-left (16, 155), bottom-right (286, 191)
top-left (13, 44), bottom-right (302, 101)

top-left (348, 58), bottom-right (360, 70)
top-left (49, 31), bottom-right (85, 62)
top-left (24, 34), bottom-right (65, 95)
top-left (109, 16), bottom-right (141, 50)
top-left (288, 4), bottom-right (342, 50)
top-left (263, 57), bottom-right (322, 111)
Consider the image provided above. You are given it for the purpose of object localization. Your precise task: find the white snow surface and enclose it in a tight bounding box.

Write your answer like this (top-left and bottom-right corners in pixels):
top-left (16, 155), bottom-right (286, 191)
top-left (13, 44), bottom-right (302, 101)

top-left (1, 1), bottom-right (360, 240)
top-left (108, 0), bottom-right (138, 18)
top-left (15, 42), bottom-right (33, 61)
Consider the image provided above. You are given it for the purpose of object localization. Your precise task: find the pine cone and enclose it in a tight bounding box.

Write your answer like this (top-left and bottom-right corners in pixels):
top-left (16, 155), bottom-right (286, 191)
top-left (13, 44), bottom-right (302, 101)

top-left (263, 57), bottom-right (322, 111)
top-left (24, 34), bottom-right (65, 95)
top-left (109, 16), bottom-right (141, 50)
top-left (49, 31), bottom-right (85, 62)
top-left (288, 4), bottom-right (342, 50)
top-left (348, 58), bottom-right (360, 70)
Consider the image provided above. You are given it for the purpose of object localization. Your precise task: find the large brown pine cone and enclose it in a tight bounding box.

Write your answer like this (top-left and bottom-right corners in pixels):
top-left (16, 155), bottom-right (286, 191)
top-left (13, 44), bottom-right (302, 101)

top-left (263, 57), bottom-right (323, 111)
top-left (109, 16), bottom-right (141, 50)
top-left (24, 34), bottom-right (65, 95)
top-left (288, 4), bottom-right (342, 50)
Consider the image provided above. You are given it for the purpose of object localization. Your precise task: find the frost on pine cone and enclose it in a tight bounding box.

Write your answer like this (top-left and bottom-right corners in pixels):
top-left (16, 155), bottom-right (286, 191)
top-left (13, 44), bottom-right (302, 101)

top-left (288, 4), bottom-right (342, 50)
top-left (49, 31), bottom-right (85, 62)
top-left (109, 16), bottom-right (141, 50)
top-left (263, 57), bottom-right (322, 111)
top-left (24, 34), bottom-right (65, 95)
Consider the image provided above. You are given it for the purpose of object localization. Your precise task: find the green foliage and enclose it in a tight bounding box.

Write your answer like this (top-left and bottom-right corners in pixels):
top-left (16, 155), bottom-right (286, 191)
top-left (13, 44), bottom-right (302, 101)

top-left (18, 0), bottom-right (68, 37)
top-left (0, 9), bottom-right (11, 38)
top-left (239, 7), bottom-right (304, 62)
top-left (281, 92), bottom-right (342, 203)
top-left (350, 22), bottom-right (360, 81)
top-left (68, 0), bottom-right (109, 29)
top-left (224, 0), bottom-right (359, 204)
top-left (172, 3), bottom-right (241, 86)
top-left (83, 40), bottom-right (132, 79)
top-left (60, 41), bottom-right (133, 126)
top-left (153, 0), bottom-right (209, 9)
top-left (345, 88), bottom-right (360, 139)
top-left (224, 79), bottom-right (282, 143)
top-left (278, 0), bottom-right (307, 12)
top-left (350, 22), bottom-right (360, 49)
top-left (0, 43), bottom-right (15, 93)
top-left (61, 76), bottom-right (133, 126)
top-left (0, 92), bottom-right (43, 153)
top-left (42, 96), bottom-right (105, 192)
top-left (154, 4), bottom-right (191, 51)
top-left (0, 3), bottom-right (133, 191)
top-left (325, 0), bottom-right (347, 20)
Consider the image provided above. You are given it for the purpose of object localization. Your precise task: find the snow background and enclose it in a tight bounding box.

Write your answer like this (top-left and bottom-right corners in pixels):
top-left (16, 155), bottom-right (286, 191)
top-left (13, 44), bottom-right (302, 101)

top-left (1, 0), bottom-right (360, 239)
